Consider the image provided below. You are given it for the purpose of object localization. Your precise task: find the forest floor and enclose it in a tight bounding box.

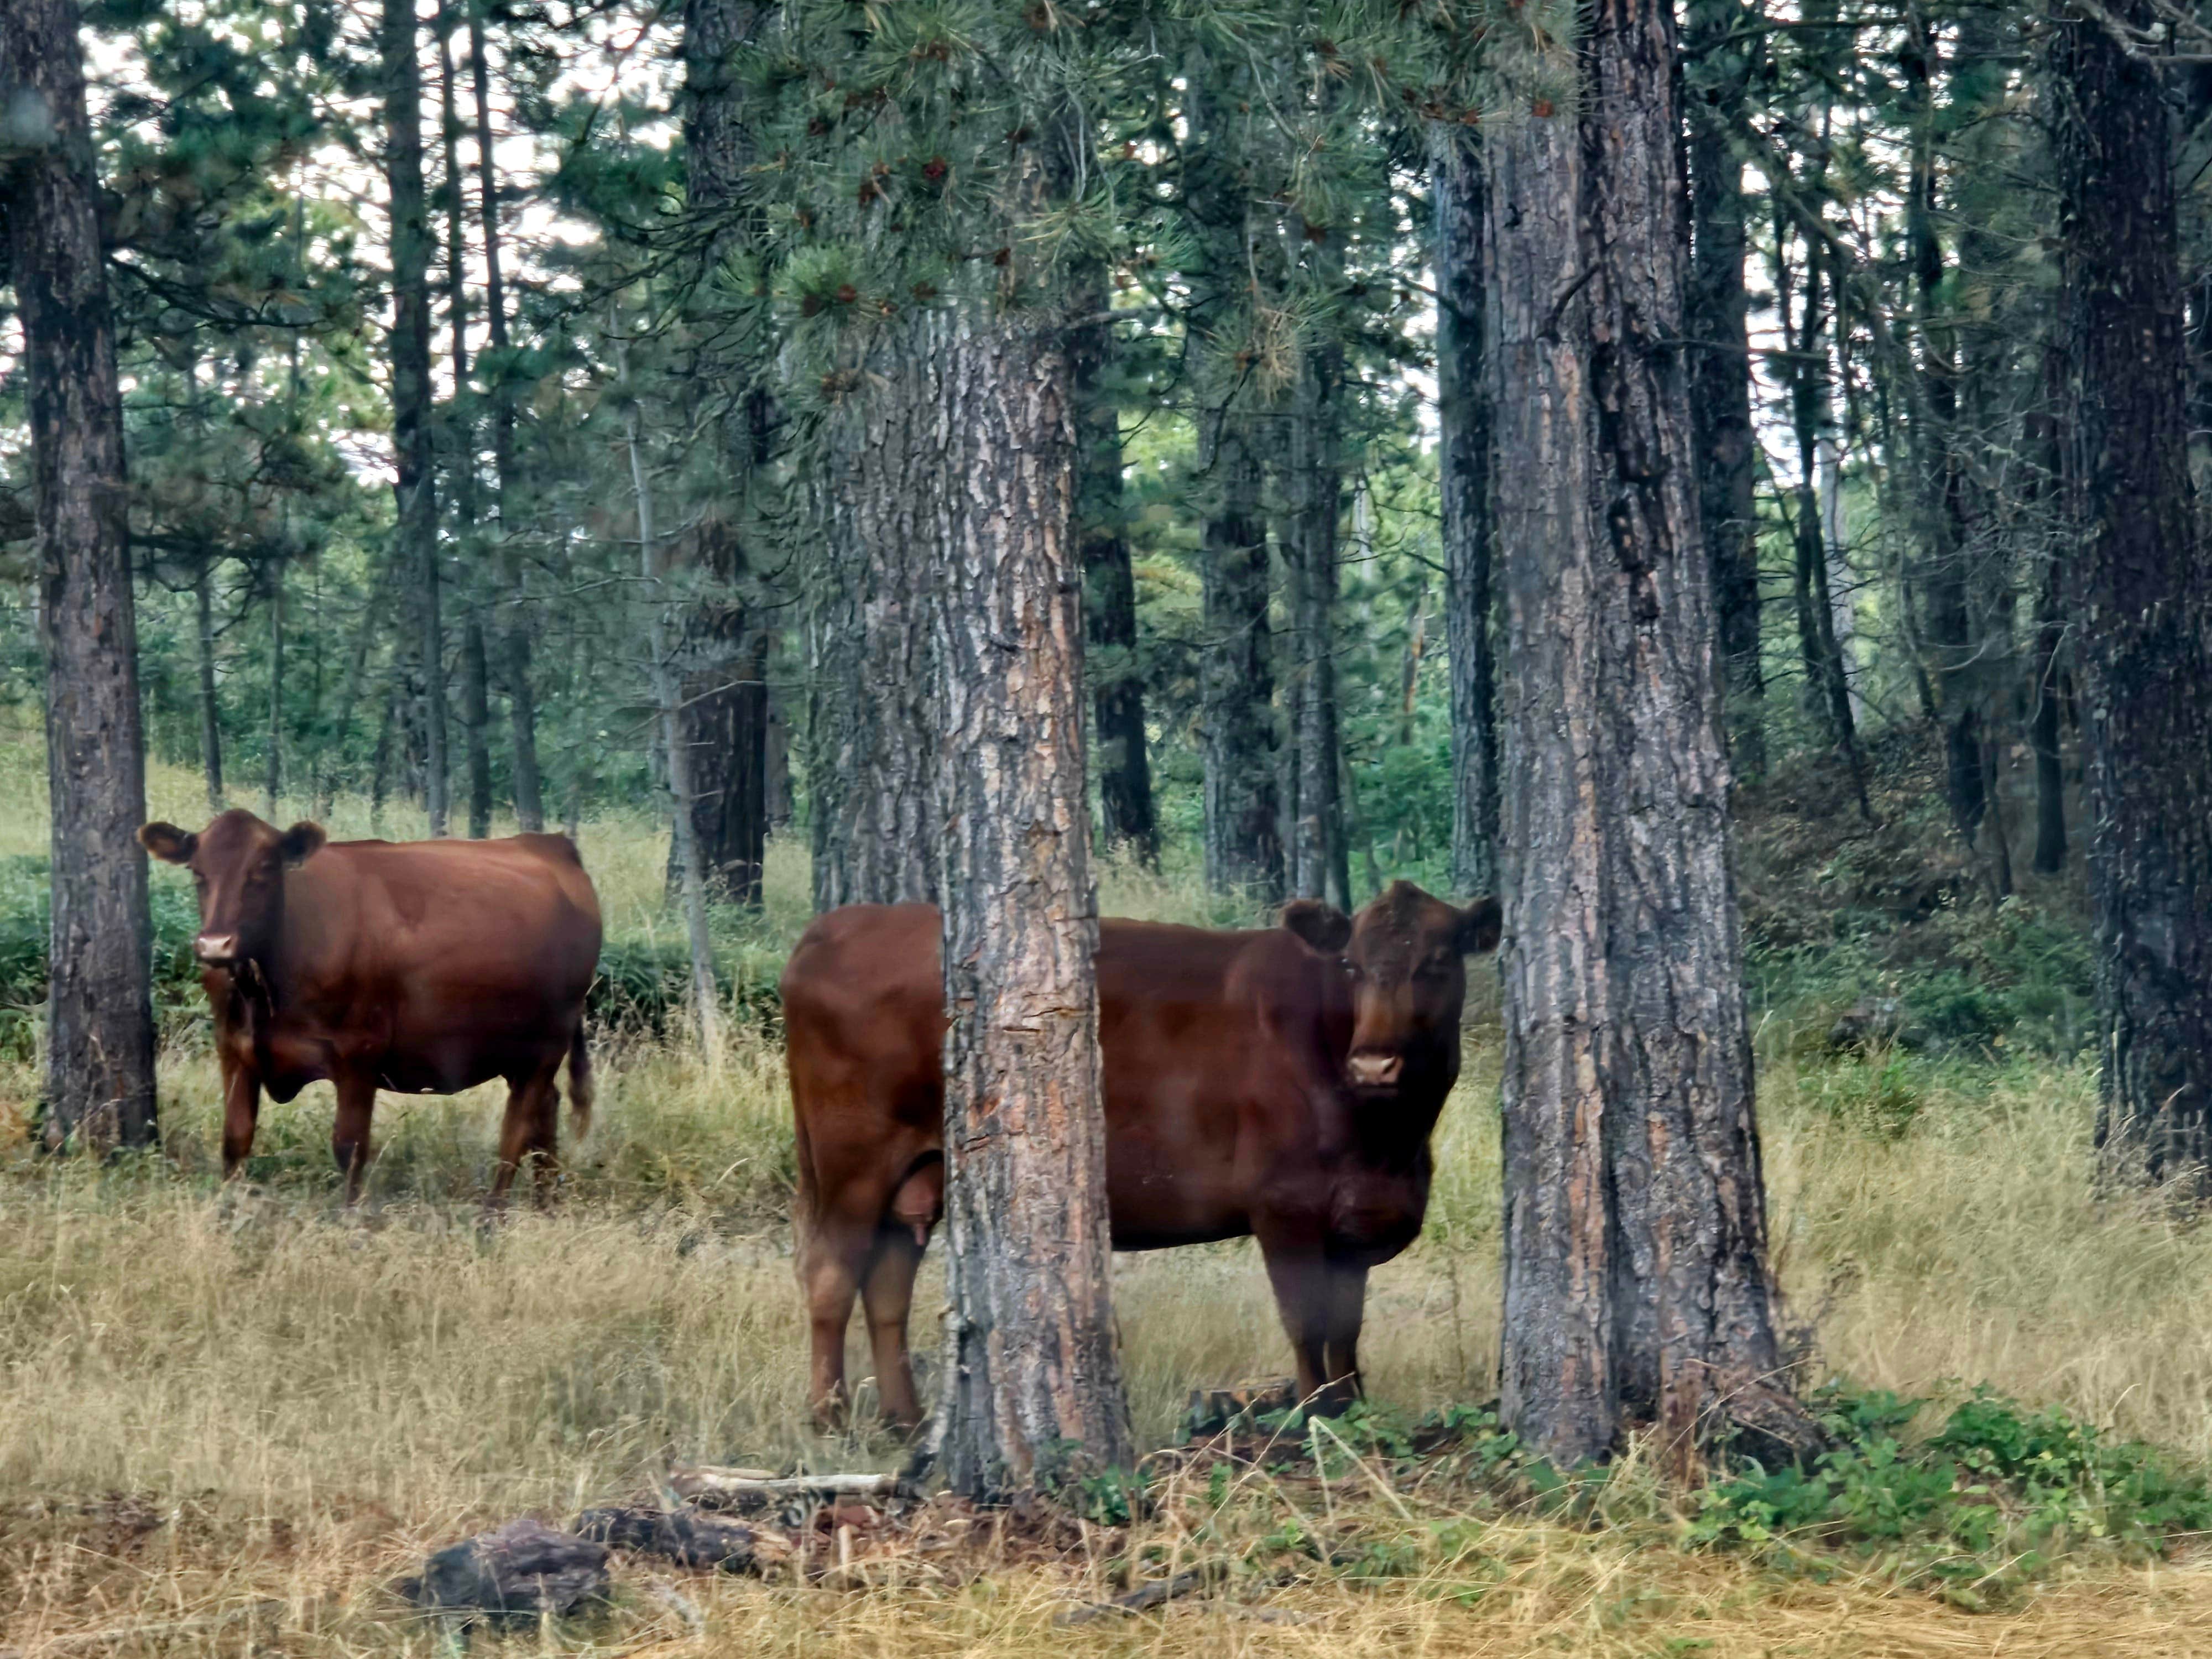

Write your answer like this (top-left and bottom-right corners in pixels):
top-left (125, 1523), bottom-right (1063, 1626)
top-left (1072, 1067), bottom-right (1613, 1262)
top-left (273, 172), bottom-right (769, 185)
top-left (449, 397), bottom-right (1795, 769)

top-left (2, 729), bottom-right (2208, 1656)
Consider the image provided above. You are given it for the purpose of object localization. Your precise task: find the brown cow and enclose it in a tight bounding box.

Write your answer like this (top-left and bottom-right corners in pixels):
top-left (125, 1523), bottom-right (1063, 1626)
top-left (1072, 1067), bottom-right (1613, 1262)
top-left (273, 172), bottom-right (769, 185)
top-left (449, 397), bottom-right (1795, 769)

top-left (782, 880), bottom-right (1499, 1428)
top-left (139, 808), bottom-right (602, 1201)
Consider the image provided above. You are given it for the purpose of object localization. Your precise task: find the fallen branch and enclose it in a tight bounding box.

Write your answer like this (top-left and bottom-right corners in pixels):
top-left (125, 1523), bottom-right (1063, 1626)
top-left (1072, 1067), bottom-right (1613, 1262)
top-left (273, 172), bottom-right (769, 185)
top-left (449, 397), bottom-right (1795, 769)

top-left (1053, 1568), bottom-right (1211, 1626)
top-left (668, 1468), bottom-right (907, 1505)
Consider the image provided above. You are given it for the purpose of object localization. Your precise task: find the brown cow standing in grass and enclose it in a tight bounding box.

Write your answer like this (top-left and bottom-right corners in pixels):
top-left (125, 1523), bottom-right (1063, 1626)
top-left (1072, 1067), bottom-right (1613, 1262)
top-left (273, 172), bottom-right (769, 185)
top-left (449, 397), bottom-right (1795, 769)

top-left (782, 880), bottom-right (1500, 1429)
top-left (139, 808), bottom-right (602, 1202)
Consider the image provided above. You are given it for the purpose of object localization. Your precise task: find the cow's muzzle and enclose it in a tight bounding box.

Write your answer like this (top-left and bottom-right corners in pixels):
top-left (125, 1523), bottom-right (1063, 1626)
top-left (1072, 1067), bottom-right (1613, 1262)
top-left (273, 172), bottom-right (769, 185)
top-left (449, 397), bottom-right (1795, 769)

top-left (194, 932), bottom-right (241, 967)
top-left (1347, 1050), bottom-right (1404, 1091)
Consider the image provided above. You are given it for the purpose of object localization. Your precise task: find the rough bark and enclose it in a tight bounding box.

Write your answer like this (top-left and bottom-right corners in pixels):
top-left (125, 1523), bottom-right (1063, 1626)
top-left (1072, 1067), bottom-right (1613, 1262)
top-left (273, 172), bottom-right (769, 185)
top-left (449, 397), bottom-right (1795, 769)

top-left (926, 303), bottom-right (1133, 1498)
top-left (3, 0), bottom-right (159, 1150)
top-left (807, 326), bottom-right (941, 911)
top-left (1488, 0), bottom-right (1806, 1468)
top-left (1070, 262), bottom-right (1156, 864)
top-left (2054, 4), bottom-right (2212, 1192)
top-left (2030, 547), bottom-right (2065, 874)
top-left (1435, 124), bottom-right (1499, 900)
top-left (1684, 0), bottom-right (1765, 779)
top-left (382, 0), bottom-right (447, 836)
top-left (195, 564), bottom-right (224, 813)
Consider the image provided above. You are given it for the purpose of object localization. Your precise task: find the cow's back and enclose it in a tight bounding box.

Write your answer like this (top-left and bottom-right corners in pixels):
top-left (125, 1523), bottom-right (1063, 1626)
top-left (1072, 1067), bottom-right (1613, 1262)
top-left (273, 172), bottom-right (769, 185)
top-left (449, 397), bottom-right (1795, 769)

top-left (260, 834), bottom-right (601, 1097)
top-left (784, 906), bottom-right (1348, 1248)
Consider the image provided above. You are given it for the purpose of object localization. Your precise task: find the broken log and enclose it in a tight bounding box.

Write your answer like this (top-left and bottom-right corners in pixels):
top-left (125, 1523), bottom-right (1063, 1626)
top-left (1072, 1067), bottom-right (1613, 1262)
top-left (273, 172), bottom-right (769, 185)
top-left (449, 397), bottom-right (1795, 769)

top-left (573, 1506), bottom-right (759, 1572)
top-left (405, 1519), bottom-right (609, 1620)
top-left (1053, 1568), bottom-right (1212, 1626)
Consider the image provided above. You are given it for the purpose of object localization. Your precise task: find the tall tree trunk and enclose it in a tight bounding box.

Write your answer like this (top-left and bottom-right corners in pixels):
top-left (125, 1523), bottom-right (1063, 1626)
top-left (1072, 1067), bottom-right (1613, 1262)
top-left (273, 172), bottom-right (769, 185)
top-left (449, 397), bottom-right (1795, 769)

top-left (677, 0), bottom-right (774, 902)
top-left (1284, 359), bottom-right (1350, 912)
top-left (2054, 1), bottom-right (2212, 1192)
top-left (1486, 0), bottom-right (1809, 1468)
top-left (924, 300), bottom-right (1133, 1499)
top-left (1435, 124), bottom-right (1499, 899)
top-left (195, 563), bottom-right (224, 813)
top-left (461, 607), bottom-right (492, 837)
top-left (1902, 4), bottom-right (1982, 853)
top-left (383, 0), bottom-right (447, 836)
top-left (264, 567), bottom-right (283, 819)
top-left (3, 0), bottom-right (159, 1150)
top-left (1684, 0), bottom-right (1765, 779)
top-left (2030, 545), bottom-right (2065, 874)
top-left (623, 332), bottom-right (723, 1057)
top-left (468, 7), bottom-right (540, 832)
top-left (1198, 410), bottom-right (1283, 901)
top-left (1071, 263), bottom-right (1156, 864)
top-left (807, 332), bottom-right (941, 911)
top-left (1187, 63), bottom-right (1281, 903)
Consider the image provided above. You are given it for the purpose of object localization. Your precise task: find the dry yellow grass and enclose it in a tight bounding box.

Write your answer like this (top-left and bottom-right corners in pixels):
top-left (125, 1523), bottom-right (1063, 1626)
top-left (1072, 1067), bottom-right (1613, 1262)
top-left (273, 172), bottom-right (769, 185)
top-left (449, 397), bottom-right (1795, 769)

top-left (0, 731), bottom-right (2206, 1655)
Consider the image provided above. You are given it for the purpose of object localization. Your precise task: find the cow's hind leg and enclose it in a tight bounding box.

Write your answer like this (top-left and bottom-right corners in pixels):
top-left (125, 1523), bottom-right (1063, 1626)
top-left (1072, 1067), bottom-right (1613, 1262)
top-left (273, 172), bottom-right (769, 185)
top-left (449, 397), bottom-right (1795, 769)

top-left (802, 1214), bottom-right (873, 1430)
top-left (489, 1059), bottom-right (560, 1206)
top-left (331, 1073), bottom-right (378, 1204)
top-left (862, 1227), bottom-right (927, 1432)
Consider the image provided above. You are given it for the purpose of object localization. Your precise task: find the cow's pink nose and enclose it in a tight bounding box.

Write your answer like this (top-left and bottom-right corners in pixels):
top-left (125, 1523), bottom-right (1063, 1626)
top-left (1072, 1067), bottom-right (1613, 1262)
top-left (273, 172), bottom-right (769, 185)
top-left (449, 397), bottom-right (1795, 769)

top-left (194, 933), bottom-right (238, 964)
top-left (1348, 1051), bottom-right (1402, 1089)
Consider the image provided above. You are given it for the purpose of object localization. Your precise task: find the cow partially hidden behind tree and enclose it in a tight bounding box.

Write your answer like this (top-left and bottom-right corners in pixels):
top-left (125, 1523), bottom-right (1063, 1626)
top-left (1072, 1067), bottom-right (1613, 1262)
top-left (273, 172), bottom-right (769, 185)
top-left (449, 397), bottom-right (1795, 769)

top-left (138, 808), bottom-right (602, 1201)
top-left (783, 881), bottom-right (1500, 1429)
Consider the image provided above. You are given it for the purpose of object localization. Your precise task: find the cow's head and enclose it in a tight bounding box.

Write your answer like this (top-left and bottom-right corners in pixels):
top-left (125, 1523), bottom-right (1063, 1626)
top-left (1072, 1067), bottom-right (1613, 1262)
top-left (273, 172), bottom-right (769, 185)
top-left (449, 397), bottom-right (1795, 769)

top-left (139, 809), bottom-right (327, 969)
top-left (1288, 880), bottom-right (1501, 1099)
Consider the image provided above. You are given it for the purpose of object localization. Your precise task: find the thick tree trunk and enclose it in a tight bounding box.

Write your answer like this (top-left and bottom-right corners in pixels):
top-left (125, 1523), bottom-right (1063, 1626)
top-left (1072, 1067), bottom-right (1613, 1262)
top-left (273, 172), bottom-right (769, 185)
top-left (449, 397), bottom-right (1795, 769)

top-left (2055, 2), bottom-right (2212, 1192)
top-left (764, 688), bottom-right (791, 828)
top-left (807, 328), bottom-right (941, 911)
top-left (1487, 0), bottom-right (1807, 1468)
top-left (382, 0), bottom-right (447, 836)
top-left (195, 564), bottom-right (224, 813)
top-left (1070, 264), bottom-right (1156, 864)
top-left (3, 0), bottom-right (159, 1150)
top-left (461, 607), bottom-right (493, 838)
top-left (1684, 0), bottom-right (1765, 780)
top-left (1198, 411), bottom-right (1283, 901)
top-left (1434, 124), bottom-right (1499, 900)
top-left (925, 303), bottom-right (1133, 1498)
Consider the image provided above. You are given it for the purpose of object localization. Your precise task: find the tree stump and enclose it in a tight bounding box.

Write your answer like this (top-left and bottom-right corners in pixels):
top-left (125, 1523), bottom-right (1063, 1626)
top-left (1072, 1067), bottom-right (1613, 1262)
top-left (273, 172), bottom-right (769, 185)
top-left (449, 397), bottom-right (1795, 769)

top-left (405, 1519), bottom-right (609, 1619)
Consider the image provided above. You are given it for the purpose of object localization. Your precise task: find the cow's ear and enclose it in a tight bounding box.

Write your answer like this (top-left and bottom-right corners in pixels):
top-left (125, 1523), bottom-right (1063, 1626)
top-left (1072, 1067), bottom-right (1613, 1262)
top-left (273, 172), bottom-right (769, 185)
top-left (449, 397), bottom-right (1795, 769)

top-left (1282, 898), bottom-right (1352, 954)
top-left (279, 821), bottom-right (327, 866)
top-left (138, 822), bottom-right (197, 864)
top-left (1455, 896), bottom-right (1503, 956)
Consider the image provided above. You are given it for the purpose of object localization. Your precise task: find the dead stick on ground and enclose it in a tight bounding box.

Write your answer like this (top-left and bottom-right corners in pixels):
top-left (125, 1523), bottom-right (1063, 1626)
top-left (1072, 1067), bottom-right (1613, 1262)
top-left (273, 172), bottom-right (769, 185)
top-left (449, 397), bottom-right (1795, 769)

top-left (1053, 1569), bottom-right (1212, 1626)
top-left (668, 1468), bottom-right (907, 1503)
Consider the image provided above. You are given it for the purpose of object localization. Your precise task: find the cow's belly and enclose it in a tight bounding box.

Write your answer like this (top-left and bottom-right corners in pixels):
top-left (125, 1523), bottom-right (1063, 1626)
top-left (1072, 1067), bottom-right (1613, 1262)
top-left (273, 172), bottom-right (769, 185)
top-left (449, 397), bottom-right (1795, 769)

top-left (1101, 1070), bottom-right (1250, 1249)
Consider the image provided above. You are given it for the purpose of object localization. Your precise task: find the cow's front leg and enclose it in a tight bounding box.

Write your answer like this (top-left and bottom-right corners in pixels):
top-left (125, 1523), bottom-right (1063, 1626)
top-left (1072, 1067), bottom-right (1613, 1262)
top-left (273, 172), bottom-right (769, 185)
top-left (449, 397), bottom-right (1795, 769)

top-left (331, 1072), bottom-right (378, 1203)
top-left (1319, 1260), bottom-right (1370, 1407)
top-left (1256, 1230), bottom-right (1333, 1411)
top-left (218, 1051), bottom-right (262, 1179)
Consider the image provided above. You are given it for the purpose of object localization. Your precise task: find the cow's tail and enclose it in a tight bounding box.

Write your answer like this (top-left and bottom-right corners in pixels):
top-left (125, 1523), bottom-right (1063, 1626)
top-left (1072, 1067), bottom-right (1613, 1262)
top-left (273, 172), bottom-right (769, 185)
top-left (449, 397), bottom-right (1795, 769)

top-left (567, 1022), bottom-right (596, 1141)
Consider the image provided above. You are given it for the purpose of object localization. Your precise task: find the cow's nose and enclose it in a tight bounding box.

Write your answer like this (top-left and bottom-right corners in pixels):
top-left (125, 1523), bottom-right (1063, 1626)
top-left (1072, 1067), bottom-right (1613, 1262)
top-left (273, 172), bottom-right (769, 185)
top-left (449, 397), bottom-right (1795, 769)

top-left (194, 933), bottom-right (238, 965)
top-left (1348, 1051), bottom-right (1402, 1089)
